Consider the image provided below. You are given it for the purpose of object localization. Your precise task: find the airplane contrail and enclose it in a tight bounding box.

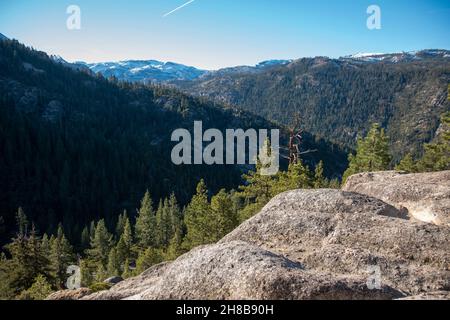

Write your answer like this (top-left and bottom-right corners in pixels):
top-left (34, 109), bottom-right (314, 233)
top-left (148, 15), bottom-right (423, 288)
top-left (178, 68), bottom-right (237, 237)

top-left (163, 0), bottom-right (195, 17)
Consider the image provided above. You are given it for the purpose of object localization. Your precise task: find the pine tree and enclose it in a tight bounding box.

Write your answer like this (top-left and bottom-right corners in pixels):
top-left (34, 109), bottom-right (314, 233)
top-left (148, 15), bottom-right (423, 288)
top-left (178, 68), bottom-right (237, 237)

top-left (116, 215), bottom-right (133, 266)
top-left (395, 153), bottom-right (417, 173)
top-left (314, 161), bottom-right (327, 188)
top-left (135, 248), bottom-right (163, 274)
top-left (80, 226), bottom-right (90, 250)
top-left (343, 123), bottom-right (392, 182)
top-left (89, 220), bottom-right (96, 239)
top-left (18, 275), bottom-right (53, 300)
top-left (94, 264), bottom-right (108, 283)
top-left (3, 222), bottom-right (53, 297)
top-left (210, 189), bottom-right (238, 241)
top-left (121, 258), bottom-right (132, 279)
top-left (16, 207), bottom-right (28, 236)
top-left (275, 161), bottom-right (313, 194)
top-left (238, 162), bottom-right (277, 222)
top-left (167, 193), bottom-right (182, 235)
top-left (80, 259), bottom-right (94, 287)
top-left (107, 247), bottom-right (120, 277)
top-left (156, 199), bottom-right (173, 248)
top-left (165, 227), bottom-right (184, 261)
top-left (86, 219), bottom-right (112, 270)
top-left (183, 180), bottom-right (214, 248)
top-left (50, 225), bottom-right (74, 289)
top-left (115, 210), bottom-right (128, 239)
top-left (135, 190), bottom-right (157, 249)
top-left (40, 234), bottom-right (51, 258)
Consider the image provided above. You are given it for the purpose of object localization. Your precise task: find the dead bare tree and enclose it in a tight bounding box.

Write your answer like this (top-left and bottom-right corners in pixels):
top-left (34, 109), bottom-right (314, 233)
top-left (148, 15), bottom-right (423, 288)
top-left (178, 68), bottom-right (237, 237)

top-left (281, 113), bottom-right (317, 165)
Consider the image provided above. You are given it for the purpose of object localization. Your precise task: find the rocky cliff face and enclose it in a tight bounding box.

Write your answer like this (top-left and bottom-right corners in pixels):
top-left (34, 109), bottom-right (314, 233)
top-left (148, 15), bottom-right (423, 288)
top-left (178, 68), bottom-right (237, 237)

top-left (51, 171), bottom-right (450, 300)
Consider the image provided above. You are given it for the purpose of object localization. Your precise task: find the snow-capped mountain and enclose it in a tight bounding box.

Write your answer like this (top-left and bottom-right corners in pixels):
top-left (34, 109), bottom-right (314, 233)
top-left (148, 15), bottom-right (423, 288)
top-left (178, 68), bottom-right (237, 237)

top-left (71, 51), bottom-right (449, 84)
top-left (0, 33), bottom-right (9, 41)
top-left (342, 49), bottom-right (450, 63)
top-left (81, 60), bottom-right (207, 83)
top-left (78, 59), bottom-right (292, 83)
top-left (198, 60), bottom-right (292, 79)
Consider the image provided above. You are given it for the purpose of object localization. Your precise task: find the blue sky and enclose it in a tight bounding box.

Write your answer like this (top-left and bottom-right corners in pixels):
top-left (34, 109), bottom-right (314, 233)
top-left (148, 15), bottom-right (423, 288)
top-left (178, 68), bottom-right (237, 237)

top-left (0, 0), bottom-right (449, 69)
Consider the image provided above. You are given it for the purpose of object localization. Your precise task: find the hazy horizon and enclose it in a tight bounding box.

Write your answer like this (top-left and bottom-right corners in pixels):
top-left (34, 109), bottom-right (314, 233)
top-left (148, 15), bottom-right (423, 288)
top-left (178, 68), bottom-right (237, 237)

top-left (1, 0), bottom-right (449, 69)
top-left (1, 30), bottom-right (448, 71)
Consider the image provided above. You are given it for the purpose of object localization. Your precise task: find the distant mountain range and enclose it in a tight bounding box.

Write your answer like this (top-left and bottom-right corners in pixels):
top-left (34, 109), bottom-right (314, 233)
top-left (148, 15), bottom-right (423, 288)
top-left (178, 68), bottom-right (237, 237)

top-left (51, 47), bottom-right (448, 160)
top-left (342, 49), bottom-right (450, 63)
top-left (73, 59), bottom-right (292, 83)
top-left (2, 31), bottom-right (449, 161)
top-left (173, 49), bottom-right (450, 161)
top-left (78, 60), bottom-right (207, 82)
top-left (2, 31), bottom-right (447, 85)
top-left (68, 50), bottom-right (450, 84)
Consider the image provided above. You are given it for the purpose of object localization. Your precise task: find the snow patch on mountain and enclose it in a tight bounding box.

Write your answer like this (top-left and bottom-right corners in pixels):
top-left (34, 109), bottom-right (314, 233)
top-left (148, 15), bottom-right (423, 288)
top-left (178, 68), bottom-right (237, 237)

top-left (83, 60), bottom-right (207, 83)
top-left (342, 50), bottom-right (450, 63)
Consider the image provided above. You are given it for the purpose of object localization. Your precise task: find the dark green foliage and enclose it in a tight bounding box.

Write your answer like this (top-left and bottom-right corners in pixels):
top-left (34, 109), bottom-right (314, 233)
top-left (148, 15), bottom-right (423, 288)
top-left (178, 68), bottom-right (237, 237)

top-left (80, 226), bottom-right (90, 250)
top-left (179, 57), bottom-right (450, 163)
top-left (183, 180), bottom-right (214, 248)
top-left (115, 211), bottom-right (128, 239)
top-left (165, 227), bottom-right (185, 261)
top-left (116, 215), bottom-right (133, 266)
top-left (86, 219), bottom-right (112, 269)
top-left (17, 274), bottom-right (53, 300)
top-left (50, 225), bottom-right (75, 288)
top-left (210, 190), bottom-right (238, 239)
top-left (396, 112), bottom-right (450, 173)
top-left (106, 247), bottom-right (120, 277)
top-left (314, 161), bottom-right (327, 188)
top-left (135, 191), bottom-right (157, 249)
top-left (343, 123), bottom-right (392, 182)
top-left (89, 282), bottom-right (112, 293)
top-left (2, 39), bottom-right (310, 245)
top-left (135, 248), bottom-right (164, 274)
top-left (0, 210), bottom-right (54, 298)
top-left (395, 153), bottom-right (417, 173)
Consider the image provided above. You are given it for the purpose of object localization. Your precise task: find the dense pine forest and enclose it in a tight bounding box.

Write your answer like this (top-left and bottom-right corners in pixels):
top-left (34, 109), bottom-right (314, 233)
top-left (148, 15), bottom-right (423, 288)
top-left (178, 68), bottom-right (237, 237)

top-left (0, 40), bottom-right (348, 245)
top-left (0, 38), bottom-right (448, 300)
top-left (176, 54), bottom-right (450, 161)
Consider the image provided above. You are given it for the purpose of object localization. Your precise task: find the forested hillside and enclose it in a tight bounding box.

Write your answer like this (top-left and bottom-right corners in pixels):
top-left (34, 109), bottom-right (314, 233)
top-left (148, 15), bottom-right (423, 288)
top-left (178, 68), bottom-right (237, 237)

top-left (175, 53), bottom-right (450, 160)
top-left (0, 39), bottom-right (345, 244)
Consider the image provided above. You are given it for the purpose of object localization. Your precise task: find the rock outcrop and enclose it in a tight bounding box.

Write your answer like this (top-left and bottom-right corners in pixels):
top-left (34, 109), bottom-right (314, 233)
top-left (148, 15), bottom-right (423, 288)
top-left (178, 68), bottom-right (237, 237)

top-left (221, 189), bottom-right (450, 295)
top-left (78, 185), bottom-right (449, 300)
top-left (46, 288), bottom-right (92, 300)
top-left (84, 241), bottom-right (402, 300)
top-left (342, 171), bottom-right (450, 226)
top-left (398, 291), bottom-right (450, 300)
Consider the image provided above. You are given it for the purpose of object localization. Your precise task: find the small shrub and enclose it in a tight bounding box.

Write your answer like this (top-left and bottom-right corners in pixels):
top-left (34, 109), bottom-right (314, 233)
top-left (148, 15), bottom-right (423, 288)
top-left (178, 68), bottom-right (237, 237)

top-left (89, 282), bottom-right (112, 293)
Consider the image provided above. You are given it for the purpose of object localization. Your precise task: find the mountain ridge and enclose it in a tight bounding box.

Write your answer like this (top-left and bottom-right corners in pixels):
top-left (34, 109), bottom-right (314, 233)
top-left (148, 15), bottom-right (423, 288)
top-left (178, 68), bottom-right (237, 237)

top-left (173, 50), bottom-right (450, 161)
top-left (75, 49), bottom-right (450, 84)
